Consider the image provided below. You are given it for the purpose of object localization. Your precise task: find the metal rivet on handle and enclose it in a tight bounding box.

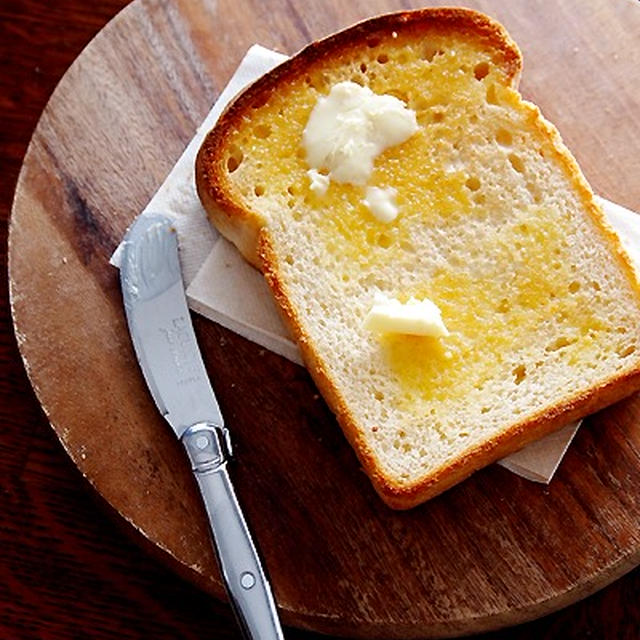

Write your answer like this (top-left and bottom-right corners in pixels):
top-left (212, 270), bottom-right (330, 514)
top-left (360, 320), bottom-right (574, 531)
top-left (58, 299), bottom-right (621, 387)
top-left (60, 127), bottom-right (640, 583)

top-left (240, 571), bottom-right (256, 589)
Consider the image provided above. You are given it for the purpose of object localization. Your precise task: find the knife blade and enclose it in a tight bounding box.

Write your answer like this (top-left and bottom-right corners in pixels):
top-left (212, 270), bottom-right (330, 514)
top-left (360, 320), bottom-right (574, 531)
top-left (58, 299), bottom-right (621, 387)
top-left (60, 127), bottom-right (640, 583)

top-left (119, 213), bottom-right (283, 640)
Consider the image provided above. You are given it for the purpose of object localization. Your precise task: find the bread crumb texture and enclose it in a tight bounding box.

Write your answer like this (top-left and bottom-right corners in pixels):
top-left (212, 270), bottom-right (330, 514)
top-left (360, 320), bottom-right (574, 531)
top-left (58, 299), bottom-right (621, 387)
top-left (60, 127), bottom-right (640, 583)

top-left (207, 12), bottom-right (640, 500)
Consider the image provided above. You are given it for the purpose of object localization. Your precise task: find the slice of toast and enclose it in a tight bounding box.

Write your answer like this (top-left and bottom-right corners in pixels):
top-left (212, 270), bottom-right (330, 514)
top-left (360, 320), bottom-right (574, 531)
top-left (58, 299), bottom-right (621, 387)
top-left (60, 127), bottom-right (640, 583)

top-left (196, 8), bottom-right (640, 508)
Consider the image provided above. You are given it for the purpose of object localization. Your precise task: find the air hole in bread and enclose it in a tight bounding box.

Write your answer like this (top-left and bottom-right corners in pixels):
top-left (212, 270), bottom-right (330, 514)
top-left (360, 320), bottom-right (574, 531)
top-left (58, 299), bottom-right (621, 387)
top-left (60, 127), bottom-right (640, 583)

top-left (568, 281), bottom-right (581, 294)
top-left (226, 146), bottom-right (244, 173)
top-left (473, 61), bottom-right (490, 80)
top-left (473, 192), bottom-right (486, 205)
top-left (618, 344), bottom-right (637, 358)
top-left (465, 176), bottom-right (481, 191)
top-left (377, 53), bottom-right (389, 64)
top-left (423, 45), bottom-right (443, 62)
top-left (546, 336), bottom-right (575, 352)
top-left (360, 62), bottom-right (367, 73)
top-left (287, 199), bottom-right (295, 209)
top-left (509, 153), bottom-right (526, 174)
top-left (254, 124), bottom-right (272, 139)
top-left (432, 110), bottom-right (445, 123)
top-left (254, 184), bottom-right (266, 196)
top-left (497, 299), bottom-right (510, 313)
top-left (526, 183), bottom-right (542, 203)
top-left (495, 128), bottom-right (513, 146)
top-left (480, 407), bottom-right (490, 414)
top-left (377, 233), bottom-right (393, 249)
top-left (287, 185), bottom-right (297, 195)
top-left (512, 364), bottom-right (526, 384)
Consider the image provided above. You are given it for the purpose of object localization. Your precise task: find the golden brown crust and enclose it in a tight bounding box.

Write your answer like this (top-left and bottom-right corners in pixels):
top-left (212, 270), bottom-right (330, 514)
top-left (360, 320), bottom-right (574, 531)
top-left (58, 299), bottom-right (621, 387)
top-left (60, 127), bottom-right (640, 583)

top-left (195, 7), bottom-right (522, 267)
top-left (196, 7), bottom-right (640, 509)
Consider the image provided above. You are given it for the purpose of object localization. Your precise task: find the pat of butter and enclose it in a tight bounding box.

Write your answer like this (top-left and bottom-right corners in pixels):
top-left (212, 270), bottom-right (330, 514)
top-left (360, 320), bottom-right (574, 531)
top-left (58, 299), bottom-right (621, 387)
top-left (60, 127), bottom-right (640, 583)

top-left (302, 81), bottom-right (418, 185)
top-left (362, 186), bottom-right (398, 223)
top-left (364, 293), bottom-right (449, 337)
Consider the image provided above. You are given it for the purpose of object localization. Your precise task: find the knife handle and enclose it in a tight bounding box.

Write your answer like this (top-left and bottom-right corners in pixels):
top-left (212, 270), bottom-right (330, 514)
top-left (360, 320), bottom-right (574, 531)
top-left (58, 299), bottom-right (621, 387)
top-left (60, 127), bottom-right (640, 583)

top-left (182, 423), bottom-right (284, 640)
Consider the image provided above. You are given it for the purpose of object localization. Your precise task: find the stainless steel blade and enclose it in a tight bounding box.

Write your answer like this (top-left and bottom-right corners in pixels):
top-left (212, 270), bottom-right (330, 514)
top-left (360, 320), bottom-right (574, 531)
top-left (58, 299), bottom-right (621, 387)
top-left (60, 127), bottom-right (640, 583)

top-left (119, 213), bottom-right (223, 436)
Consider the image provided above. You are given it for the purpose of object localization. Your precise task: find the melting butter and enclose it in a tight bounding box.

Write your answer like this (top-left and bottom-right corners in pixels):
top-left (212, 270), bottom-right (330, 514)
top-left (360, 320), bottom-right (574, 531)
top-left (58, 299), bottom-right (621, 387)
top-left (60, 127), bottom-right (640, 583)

top-left (302, 81), bottom-right (418, 186)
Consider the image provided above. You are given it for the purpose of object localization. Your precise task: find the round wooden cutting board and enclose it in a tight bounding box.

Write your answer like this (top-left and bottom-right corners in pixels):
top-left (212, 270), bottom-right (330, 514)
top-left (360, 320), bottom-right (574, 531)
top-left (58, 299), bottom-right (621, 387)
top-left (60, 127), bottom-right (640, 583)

top-left (9, 0), bottom-right (640, 637)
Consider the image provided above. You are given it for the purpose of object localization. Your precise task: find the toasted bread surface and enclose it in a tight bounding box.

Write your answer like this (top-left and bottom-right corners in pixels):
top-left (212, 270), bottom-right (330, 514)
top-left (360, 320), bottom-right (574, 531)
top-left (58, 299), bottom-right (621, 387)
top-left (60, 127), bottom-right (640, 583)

top-left (196, 8), bottom-right (640, 508)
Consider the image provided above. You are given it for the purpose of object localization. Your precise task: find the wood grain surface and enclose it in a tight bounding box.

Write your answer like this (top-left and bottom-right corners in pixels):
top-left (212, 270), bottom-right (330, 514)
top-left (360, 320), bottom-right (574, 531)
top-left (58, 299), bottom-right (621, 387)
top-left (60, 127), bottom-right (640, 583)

top-left (3, 0), bottom-right (640, 638)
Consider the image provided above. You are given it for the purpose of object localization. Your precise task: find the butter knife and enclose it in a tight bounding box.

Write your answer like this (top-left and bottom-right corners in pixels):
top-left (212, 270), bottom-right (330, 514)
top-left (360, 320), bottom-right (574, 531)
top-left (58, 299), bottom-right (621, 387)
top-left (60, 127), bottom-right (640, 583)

top-left (119, 213), bottom-right (283, 640)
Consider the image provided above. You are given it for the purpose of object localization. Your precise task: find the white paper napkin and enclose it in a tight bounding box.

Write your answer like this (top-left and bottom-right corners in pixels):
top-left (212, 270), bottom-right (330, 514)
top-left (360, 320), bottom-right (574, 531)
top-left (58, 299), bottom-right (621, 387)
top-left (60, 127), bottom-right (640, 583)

top-left (112, 45), bottom-right (640, 484)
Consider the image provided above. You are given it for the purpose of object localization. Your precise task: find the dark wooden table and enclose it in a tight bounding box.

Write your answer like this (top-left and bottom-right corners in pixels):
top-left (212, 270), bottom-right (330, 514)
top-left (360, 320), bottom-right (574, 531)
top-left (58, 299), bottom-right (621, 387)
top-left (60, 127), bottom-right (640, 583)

top-left (1, 2), bottom-right (639, 638)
